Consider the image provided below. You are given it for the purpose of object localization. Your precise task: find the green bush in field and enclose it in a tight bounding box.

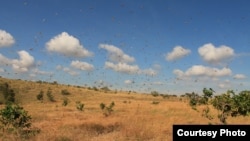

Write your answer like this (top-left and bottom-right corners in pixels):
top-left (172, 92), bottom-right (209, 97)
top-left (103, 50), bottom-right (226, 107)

top-left (61, 89), bottom-right (70, 95)
top-left (62, 97), bottom-right (69, 106)
top-left (0, 103), bottom-right (31, 129)
top-left (76, 101), bottom-right (84, 111)
top-left (0, 103), bottom-right (40, 138)
top-left (0, 82), bottom-right (15, 104)
top-left (188, 88), bottom-right (250, 124)
top-left (100, 102), bottom-right (115, 117)
top-left (46, 88), bottom-right (55, 102)
top-left (36, 90), bottom-right (44, 102)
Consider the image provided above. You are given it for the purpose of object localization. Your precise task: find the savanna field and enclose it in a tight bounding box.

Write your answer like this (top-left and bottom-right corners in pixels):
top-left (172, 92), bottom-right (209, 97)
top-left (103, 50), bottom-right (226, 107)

top-left (0, 77), bottom-right (250, 141)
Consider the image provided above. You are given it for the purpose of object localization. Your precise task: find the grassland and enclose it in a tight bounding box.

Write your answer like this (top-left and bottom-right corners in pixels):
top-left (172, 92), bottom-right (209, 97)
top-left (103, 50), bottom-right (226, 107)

top-left (0, 77), bottom-right (250, 141)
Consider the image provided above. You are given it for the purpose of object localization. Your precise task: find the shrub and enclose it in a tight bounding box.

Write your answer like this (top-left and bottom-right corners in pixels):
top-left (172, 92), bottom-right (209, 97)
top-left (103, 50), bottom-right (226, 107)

top-left (61, 89), bottom-right (70, 95)
top-left (92, 86), bottom-right (98, 91)
top-left (76, 101), bottom-right (84, 111)
top-left (36, 90), bottom-right (44, 102)
top-left (0, 103), bottom-right (31, 130)
top-left (151, 91), bottom-right (159, 97)
top-left (62, 97), bottom-right (69, 106)
top-left (152, 101), bottom-right (160, 105)
top-left (47, 88), bottom-right (55, 102)
top-left (0, 82), bottom-right (15, 104)
top-left (0, 103), bottom-right (40, 138)
top-left (100, 102), bottom-right (115, 117)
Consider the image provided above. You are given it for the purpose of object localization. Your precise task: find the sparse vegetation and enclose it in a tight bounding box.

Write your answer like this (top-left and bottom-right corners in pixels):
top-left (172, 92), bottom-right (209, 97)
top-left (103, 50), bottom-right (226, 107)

top-left (62, 97), bottom-right (69, 106)
top-left (0, 103), bottom-right (40, 139)
top-left (151, 91), bottom-right (159, 97)
top-left (46, 88), bottom-right (55, 102)
top-left (36, 90), bottom-right (44, 102)
top-left (61, 89), bottom-right (70, 95)
top-left (76, 101), bottom-right (84, 111)
top-left (0, 77), bottom-right (250, 140)
top-left (100, 102), bottom-right (115, 117)
top-left (152, 101), bottom-right (160, 105)
top-left (0, 82), bottom-right (16, 104)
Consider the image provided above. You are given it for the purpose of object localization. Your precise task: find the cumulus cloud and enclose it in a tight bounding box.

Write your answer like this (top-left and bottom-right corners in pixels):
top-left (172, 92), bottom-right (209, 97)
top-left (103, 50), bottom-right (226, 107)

top-left (46, 32), bottom-right (93, 58)
top-left (173, 65), bottom-right (232, 78)
top-left (140, 68), bottom-right (157, 76)
top-left (70, 60), bottom-right (94, 71)
top-left (105, 61), bottom-right (140, 74)
top-left (12, 50), bottom-right (35, 73)
top-left (0, 68), bottom-right (4, 72)
top-left (233, 74), bottom-right (246, 79)
top-left (166, 46), bottom-right (191, 61)
top-left (0, 29), bottom-right (15, 48)
top-left (0, 53), bottom-right (12, 65)
top-left (63, 67), bottom-right (79, 76)
top-left (198, 43), bottom-right (234, 64)
top-left (99, 44), bottom-right (135, 63)
top-left (100, 44), bottom-right (158, 76)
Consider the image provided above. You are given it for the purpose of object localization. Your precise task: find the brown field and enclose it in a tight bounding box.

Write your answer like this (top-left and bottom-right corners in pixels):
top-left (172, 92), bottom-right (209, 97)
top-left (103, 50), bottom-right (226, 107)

top-left (0, 77), bottom-right (250, 141)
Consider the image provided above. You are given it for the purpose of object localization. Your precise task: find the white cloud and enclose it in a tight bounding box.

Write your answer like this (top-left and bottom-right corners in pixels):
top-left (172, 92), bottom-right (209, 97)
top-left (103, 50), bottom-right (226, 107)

top-left (140, 68), bottom-right (157, 76)
top-left (46, 32), bottom-right (93, 58)
top-left (70, 60), bottom-right (94, 71)
top-left (166, 46), bottom-right (191, 61)
top-left (0, 68), bottom-right (4, 72)
top-left (218, 79), bottom-right (231, 89)
top-left (100, 44), bottom-right (157, 76)
top-left (0, 53), bottom-right (12, 65)
top-left (32, 68), bottom-right (53, 75)
top-left (99, 44), bottom-right (135, 63)
top-left (173, 69), bottom-right (185, 77)
top-left (233, 74), bottom-right (246, 79)
top-left (105, 61), bottom-right (140, 74)
top-left (0, 29), bottom-right (15, 48)
top-left (56, 65), bottom-right (63, 70)
top-left (12, 50), bottom-right (35, 73)
top-left (124, 80), bottom-right (133, 84)
top-left (173, 65), bottom-right (232, 78)
top-left (63, 67), bottom-right (79, 76)
top-left (198, 43), bottom-right (234, 64)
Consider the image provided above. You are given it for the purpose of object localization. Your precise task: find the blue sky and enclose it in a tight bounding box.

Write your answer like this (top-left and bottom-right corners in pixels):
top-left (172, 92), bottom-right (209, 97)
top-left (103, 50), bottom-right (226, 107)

top-left (0, 0), bottom-right (250, 95)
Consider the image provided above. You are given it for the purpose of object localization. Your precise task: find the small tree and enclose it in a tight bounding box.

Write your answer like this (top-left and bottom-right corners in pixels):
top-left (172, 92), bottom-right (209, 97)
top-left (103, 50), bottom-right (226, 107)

top-left (100, 102), bottom-right (115, 117)
top-left (212, 90), bottom-right (250, 124)
top-left (46, 88), bottom-right (55, 102)
top-left (61, 89), bottom-right (70, 95)
top-left (76, 101), bottom-right (84, 111)
top-left (36, 90), bottom-right (44, 102)
top-left (0, 82), bottom-right (16, 104)
top-left (0, 103), bottom-right (31, 130)
top-left (151, 91), bottom-right (159, 97)
top-left (62, 97), bottom-right (69, 106)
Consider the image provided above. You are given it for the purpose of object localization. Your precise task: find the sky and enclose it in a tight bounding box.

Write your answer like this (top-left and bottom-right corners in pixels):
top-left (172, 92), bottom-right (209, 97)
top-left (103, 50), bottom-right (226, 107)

top-left (0, 0), bottom-right (250, 95)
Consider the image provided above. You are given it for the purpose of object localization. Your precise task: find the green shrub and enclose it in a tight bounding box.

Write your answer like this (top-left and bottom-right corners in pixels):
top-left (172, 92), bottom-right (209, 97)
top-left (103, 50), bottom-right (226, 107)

top-left (100, 102), bottom-right (115, 117)
top-left (152, 101), bottom-right (160, 105)
top-left (76, 101), bottom-right (84, 111)
top-left (0, 103), bottom-right (31, 130)
top-left (46, 88), bottom-right (55, 102)
top-left (0, 103), bottom-right (40, 138)
top-left (36, 90), bottom-right (44, 102)
top-left (61, 89), bottom-right (70, 95)
top-left (151, 91), bottom-right (159, 97)
top-left (0, 82), bottom-right (15, 104)
top-left (62, 97), bottom-right (69, 106)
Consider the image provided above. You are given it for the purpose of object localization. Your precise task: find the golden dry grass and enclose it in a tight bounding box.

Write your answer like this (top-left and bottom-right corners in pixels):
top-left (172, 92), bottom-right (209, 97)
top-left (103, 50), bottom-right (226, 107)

top-left (0, 77), bottom-right (250, 141)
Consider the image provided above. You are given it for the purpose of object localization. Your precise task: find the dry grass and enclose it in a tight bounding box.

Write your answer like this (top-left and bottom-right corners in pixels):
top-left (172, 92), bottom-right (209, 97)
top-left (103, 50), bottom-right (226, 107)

top-left (0, 77), bottom-right (250, 141)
